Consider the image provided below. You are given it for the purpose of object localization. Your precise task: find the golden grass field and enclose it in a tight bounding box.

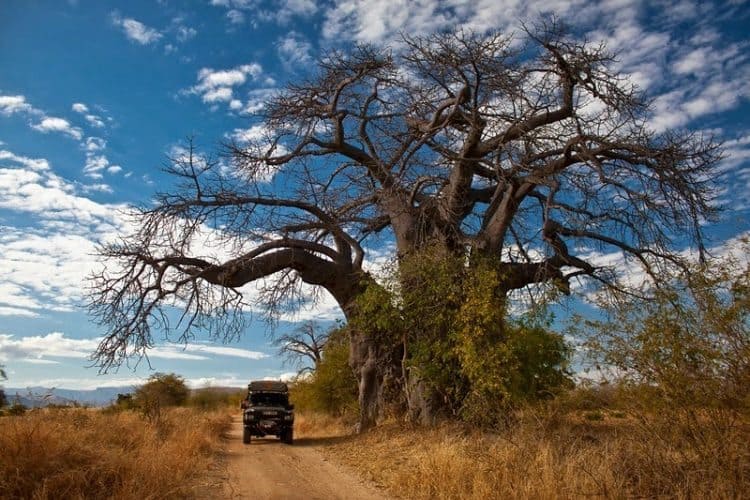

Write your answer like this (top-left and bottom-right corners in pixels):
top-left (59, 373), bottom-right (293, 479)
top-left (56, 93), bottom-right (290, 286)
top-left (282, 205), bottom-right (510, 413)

top-left (298, 406), bottom-right (750, 500)
top-left (0, 407), bottom-right (231, 499)
top-left (2, 400), bottom-right (747, 499)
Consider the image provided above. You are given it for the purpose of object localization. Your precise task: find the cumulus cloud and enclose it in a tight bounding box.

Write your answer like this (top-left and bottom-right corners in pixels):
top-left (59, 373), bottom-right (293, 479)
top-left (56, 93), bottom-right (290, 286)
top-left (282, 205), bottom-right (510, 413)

top-left (31, 117), bottom-right (83, 140)
top-left (72, 102), bottom-right (108, 128)
top-left (188, 63), bottom-right (264, 109)
top-left (239, 88), bottom-right (277, 114)
top-left (111, 12), bottom-right (162, 45)
top-left (0, 95), bottom-right (33, 115)
top-left (0, 148), bottom-right (128, 316)
top-left (84, 137), bottom-right (106, 152)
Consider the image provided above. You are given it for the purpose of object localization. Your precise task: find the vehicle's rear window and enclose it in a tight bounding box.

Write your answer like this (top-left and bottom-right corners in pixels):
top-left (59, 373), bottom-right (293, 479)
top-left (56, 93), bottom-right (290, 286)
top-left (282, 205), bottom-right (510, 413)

top-left (250, 393), bottom-right (288, 406)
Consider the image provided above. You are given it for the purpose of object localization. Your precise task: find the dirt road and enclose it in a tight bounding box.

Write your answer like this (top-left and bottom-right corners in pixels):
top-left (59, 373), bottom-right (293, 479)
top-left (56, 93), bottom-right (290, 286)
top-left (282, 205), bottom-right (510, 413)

top-left (220, 417), bottom-right (390, 500)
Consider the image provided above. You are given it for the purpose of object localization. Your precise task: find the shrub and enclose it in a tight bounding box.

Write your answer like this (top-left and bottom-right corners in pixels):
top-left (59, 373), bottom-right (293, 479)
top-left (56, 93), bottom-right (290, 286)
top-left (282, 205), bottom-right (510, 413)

top-left (134, 373), bottom-right (190, 422)
top-left (7, 403), bottom-right (27, 416)
top-left (355, 248), bottom-right (573, 426)
top-left (187, 388), bottom-right (245, 410)
top-left (291, 327), bottom-right (359, 418)
top-left (576, 249), bottom-right (750, 410)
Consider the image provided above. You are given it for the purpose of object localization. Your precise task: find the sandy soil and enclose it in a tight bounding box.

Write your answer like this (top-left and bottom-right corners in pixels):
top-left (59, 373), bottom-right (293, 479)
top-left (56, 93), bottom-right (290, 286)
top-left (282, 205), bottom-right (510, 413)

top-left (219, 417), bottom-right (391, 500)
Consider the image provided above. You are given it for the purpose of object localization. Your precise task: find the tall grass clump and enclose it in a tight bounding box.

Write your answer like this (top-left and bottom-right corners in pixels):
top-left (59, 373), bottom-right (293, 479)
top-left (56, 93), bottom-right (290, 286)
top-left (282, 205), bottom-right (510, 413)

top-left (0, 407), bottom-right (231, 499)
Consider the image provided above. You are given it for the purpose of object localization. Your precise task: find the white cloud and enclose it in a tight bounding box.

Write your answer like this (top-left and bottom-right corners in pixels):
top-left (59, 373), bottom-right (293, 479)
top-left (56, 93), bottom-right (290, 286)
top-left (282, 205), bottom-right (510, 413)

top-left (0, 306), bottom-right (39, 317)
top-left (83, 154), bottom-right (111, 178)
top-left (211, 0), bottom-right (315, 25)
top-left (179, 344), bottom-right (269, 360)
top-left (230, 124), bottom-right (269, 144)
top-left (0, 95), bottom-right (33, 115)
top-left (0, 332), bottom-right (269, 365)
top-left (226, 9), bottom-right (245, 24)
top-left (0, 332), bottom-right (100, 361)
top-left (111, 12), bottom-right (162, 45)
top-left (84, 137), bottom-right (106, 152)
top-left (31, 117), bottom-right (83, 140)
top-left (84, 114), bottom-right (105, 128)
top-left (82, 138), bottom-right (118, 178)
top-left (0, 148), bottom-right (129, 315)
top-left (240, 88), bottom-right (277, 114)
top-left (80, 183), bottom-right (113, 194)
top-left (198, 64), bottom-right (262, 88)
top-left (203, 87), bottom-right (234, 103)
top-left (71, 102), bottom-right (89, 113)
top-left (176, 25), bottom-right (197, 42)
top-left (0, 150), bottom-right (50, 171)
top-left (277, 31), bottom-right (313, 70)
top-left (188, 63), bottom-right (264, 109)
top-left (6, 376), bottom-right (144, 391)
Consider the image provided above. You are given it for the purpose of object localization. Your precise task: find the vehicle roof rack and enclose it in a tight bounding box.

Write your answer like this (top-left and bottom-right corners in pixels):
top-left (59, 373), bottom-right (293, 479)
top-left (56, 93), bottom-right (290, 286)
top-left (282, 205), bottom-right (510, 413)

top-left (248, 380), bottom-right (288, 393)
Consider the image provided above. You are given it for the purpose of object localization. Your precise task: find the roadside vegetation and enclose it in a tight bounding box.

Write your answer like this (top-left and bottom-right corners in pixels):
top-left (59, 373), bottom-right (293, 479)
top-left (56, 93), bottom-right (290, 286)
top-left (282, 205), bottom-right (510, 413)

top-left (0, 374), bottom-right (235, 499)
top-left (289, 251), bottom-right (750, 499)
top-left (0, 407), bottom-right (231, 499)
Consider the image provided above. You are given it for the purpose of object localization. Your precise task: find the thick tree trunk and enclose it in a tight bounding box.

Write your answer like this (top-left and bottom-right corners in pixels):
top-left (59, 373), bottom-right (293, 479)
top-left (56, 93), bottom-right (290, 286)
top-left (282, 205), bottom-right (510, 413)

top-left (404, 369), bottom-right (446, 426)
top-left (348, 324), bottom-right (408, 432)
top-left (349, 329), bottom-right (381, 432)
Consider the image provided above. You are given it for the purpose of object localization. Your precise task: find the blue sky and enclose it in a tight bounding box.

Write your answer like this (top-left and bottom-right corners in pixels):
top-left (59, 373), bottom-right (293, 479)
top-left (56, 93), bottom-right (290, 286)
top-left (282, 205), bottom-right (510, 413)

top-left (0, 0), bottom-right (749, 390)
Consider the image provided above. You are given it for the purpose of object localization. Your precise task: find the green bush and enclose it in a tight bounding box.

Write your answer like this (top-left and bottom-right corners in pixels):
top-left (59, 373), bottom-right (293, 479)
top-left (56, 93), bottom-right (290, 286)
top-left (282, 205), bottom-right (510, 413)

top-left (290, 328), bottom-right (359, 418)
top-left (7, 403), bottom-right (27, 416)
top-left (577, 248), bottom-right (750, 411)
top-left (354, 248), bottom-right (573, 426)
top-left (187, 389), bottom-right (245, 410)
top-left (134, 373), bottom-right (190, 422)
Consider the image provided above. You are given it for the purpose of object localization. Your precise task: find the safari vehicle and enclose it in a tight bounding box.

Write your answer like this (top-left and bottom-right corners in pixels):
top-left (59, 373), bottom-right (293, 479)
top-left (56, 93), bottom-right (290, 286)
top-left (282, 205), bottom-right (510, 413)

top-left (241, 380), bottom-right (294, 444)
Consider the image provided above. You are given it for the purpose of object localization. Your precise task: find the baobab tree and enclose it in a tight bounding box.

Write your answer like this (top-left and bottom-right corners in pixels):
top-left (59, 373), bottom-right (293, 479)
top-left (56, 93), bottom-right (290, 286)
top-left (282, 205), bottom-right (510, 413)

top-left (90, 23), bottom-right (720, 430)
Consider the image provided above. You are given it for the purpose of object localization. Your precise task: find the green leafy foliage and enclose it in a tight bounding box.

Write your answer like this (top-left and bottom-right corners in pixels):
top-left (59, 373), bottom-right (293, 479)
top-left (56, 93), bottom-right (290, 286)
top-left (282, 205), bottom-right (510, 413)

top-left (354, 248), bottom-right (573, 425)
top-left (134, 373), bottom-right (190, 422)
top-left (187, 388), bottom-right (245, 410)
top-left (291, 327), bottom-right (359, 418)
top-left (577, 244), bottom-right (750, 410)
top-left (6, 403), bottom-right (27, 416)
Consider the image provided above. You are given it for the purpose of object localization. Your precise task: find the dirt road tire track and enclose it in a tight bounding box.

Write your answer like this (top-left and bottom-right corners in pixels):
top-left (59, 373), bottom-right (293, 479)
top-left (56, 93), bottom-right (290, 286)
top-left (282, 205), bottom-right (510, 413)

top-left (220, 417), bottom-right (390, 500)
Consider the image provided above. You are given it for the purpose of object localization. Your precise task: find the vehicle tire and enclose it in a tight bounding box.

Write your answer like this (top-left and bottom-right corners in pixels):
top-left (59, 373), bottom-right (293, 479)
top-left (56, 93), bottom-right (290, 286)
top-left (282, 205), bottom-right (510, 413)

top-left (283, 428), bottom-right (294, 445)
top-left (242, 426), bottom-right (252, 444)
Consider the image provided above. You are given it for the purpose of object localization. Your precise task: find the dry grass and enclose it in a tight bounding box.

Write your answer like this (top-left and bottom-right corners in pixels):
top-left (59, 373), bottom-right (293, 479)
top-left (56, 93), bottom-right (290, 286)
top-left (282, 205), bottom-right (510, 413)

top-left (0, 407), bottom-right (232, 499)
top-left (315, 407), bottom-right (750, 499)
top-left (294, 411), bottom-right (354, 439)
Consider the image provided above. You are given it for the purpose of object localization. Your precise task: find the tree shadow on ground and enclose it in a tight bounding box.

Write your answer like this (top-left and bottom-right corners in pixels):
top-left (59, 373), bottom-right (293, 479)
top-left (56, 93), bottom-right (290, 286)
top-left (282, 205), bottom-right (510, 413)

top-left (293, 435), bottom-right (356, 447)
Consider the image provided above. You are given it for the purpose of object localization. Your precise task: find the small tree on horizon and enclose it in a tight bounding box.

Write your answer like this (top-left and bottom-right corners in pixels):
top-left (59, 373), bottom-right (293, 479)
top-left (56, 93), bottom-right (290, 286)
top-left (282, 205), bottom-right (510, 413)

top-left (135, 373), bottom-right (190, 422)
top-left (273, 321), bottom-right (331, 375)
top-left (0, 365), bottom-right (6, 408)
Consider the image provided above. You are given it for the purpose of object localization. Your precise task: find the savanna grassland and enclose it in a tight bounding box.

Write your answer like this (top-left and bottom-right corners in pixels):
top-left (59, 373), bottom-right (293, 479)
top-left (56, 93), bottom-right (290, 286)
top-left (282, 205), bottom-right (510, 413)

top-left (0, 406), bottom-right (231, 499)
top-left (296, 392), bottom-right (750, 500)
top-left (1, 388), bottom-right (748, 499)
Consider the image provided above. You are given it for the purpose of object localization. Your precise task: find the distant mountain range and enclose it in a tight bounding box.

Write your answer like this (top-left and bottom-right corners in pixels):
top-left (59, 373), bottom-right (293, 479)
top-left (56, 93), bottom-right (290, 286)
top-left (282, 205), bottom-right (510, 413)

top-left (3, 385), bottom-right (244, 408)
top-left (4, 386), bottom-right (135, 408)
